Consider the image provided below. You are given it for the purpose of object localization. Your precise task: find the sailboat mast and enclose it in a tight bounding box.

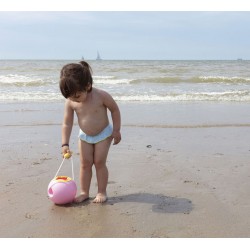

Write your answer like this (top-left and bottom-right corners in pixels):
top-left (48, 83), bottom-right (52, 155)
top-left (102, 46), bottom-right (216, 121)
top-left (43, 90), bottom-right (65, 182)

top-left (96, 51), bottom-right (102, 60)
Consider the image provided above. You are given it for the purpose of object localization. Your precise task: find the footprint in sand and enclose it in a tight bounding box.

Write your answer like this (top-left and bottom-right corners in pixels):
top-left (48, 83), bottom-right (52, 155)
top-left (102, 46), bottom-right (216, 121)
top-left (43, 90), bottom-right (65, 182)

top-left (213, 153), bottom-right (224, 157)
top-left (25, 212), bottom-right (38, 220)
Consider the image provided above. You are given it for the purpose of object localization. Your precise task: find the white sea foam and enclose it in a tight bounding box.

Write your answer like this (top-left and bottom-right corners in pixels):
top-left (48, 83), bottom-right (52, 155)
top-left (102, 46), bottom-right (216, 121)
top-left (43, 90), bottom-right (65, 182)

top-left (0, 92), bottom-right (63, 102)
top-left (94, 76), bottom-right (133, 85)
top-left (198, 76), bottom-right (250, 84)
top-left (94, 76), bottom-right (115, 79)
top-left (131, 76), bottom-right (250, 84)
top-left (0, 74), bottom-right (47, 86)
top-left (114, 90), bottom-right (250, 102)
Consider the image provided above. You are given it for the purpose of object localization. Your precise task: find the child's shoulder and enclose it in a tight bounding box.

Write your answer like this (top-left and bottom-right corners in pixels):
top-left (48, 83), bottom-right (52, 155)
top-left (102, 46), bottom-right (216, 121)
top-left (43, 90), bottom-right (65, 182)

top-left (93, 87), bottom-right (110, 98)
top-left (65, 98), bottom-right (75, 108)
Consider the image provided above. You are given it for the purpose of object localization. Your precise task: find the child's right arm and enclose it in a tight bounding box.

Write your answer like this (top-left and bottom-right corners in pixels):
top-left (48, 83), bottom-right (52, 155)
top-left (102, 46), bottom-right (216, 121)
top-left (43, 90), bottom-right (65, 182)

top-left (61, 100), bottom-right (74, 156)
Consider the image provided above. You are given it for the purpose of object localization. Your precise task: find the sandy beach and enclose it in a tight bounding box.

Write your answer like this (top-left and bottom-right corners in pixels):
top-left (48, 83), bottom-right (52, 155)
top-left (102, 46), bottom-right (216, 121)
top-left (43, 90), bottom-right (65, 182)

top-left (1, 101), bottom-right (250, 238)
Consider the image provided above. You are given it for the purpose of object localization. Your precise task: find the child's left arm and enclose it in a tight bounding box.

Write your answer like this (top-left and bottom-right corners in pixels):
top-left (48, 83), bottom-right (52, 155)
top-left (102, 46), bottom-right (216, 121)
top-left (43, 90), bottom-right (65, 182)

top-left (103, 91), bottom-right (121, 145)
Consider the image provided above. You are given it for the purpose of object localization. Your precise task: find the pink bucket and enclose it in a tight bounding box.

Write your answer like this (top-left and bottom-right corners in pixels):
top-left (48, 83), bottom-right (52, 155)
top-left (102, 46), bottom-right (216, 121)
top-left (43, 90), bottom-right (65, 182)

top-left (48, 156), bottom-right (77, 205)
top-left (48, 176), bottom-right (77, 205)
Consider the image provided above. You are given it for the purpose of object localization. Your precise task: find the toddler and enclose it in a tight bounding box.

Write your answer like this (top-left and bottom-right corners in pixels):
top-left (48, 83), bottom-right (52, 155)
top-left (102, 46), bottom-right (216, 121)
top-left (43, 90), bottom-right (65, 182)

top-left (59, 61), bottom-right (121, 203)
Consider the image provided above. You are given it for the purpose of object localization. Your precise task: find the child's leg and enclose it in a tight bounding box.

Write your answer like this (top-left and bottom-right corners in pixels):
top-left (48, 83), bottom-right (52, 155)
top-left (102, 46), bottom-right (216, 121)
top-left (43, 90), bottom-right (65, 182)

top-left (93, 136), bottom-right (112, 203)
top-left (75, 139), bottom-right (94, 203)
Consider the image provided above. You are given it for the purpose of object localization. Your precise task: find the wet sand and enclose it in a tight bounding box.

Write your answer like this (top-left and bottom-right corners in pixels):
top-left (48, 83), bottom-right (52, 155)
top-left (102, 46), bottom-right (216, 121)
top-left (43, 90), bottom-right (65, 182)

top-left (1, 101), bottom-right (250, 237)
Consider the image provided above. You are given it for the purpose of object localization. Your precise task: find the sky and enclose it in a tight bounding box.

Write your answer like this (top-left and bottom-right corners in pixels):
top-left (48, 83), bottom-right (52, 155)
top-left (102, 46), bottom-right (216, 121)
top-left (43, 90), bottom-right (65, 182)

top-left (1, 11), bottom-right (250, 60)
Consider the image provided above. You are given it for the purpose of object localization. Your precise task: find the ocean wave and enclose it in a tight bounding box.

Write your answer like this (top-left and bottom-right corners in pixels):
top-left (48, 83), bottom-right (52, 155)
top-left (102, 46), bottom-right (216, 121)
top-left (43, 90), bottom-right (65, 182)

top-left (193, 76), bottom-right (250, 84)
top-left (131, 76), bottom-right (250, 85)
top-left (0, 74), bottom-right (52, 86)
top-left (94, 76), bottom-right (133, 85)
top-left (94, 75), bottom-right (116, 79)
top-left (2, 73), bottom-right (250, 87)
top-left (1, 90), bottom-right (250, 103)
top-left (0, 92), bottom-right (63, 102)
top-left (131, 77), bottom-right (183, 84)
top-left (114, 90), bottom-right (250, 102)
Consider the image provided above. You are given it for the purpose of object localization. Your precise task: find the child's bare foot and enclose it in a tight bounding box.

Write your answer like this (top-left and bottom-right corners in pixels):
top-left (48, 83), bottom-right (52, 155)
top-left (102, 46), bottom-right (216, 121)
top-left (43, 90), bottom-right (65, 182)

top-left (93, 193), bottom-right (107, 203)
top-left (74, 193), bottom-right (89, 203)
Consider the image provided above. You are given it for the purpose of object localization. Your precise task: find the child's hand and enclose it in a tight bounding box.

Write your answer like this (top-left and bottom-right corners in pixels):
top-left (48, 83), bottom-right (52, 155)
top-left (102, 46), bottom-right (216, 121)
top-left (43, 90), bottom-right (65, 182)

top-left (112, 131), bottom-right (121, 145)
top-left (64, 152), bottom-right (72, 159)
top-left (61, 146), bottom-right (72, 158)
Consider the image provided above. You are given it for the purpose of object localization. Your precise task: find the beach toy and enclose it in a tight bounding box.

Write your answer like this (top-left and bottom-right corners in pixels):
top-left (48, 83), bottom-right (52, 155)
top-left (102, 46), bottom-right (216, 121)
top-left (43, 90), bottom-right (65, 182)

top-left (64, 152), bottom-right (71, 159)
top-left (47, 155), bottom-right (77, 205)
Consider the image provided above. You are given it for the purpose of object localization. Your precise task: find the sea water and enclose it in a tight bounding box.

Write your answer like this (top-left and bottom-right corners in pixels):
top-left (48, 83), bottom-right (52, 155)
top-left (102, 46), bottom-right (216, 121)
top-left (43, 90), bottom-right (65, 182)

top-left (1, 60), bottom-right (250, 103)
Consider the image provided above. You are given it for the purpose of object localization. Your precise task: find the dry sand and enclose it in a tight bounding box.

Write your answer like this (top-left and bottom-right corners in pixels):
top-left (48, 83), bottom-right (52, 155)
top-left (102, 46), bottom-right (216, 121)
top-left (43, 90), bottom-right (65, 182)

top-left (0, 102), bottom-right (250, 237)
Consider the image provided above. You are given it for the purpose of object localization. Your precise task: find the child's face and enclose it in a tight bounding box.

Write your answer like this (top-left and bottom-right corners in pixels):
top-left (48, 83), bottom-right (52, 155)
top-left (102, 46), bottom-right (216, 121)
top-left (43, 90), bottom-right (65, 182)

top-left (68, 91), bottom-right (88, 103)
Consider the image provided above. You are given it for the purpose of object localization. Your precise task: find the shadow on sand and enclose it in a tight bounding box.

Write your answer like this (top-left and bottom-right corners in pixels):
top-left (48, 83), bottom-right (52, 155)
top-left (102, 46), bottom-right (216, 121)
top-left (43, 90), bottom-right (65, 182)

top-left (108, 193), bottom-right (193, 214)
top-left (59, 193), bottom-right (193, 214)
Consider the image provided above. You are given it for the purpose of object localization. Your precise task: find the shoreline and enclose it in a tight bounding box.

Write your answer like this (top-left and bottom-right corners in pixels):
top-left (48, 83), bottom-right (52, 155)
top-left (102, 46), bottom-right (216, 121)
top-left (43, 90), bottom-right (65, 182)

top-left (1, 101), bottom-right (250, 123)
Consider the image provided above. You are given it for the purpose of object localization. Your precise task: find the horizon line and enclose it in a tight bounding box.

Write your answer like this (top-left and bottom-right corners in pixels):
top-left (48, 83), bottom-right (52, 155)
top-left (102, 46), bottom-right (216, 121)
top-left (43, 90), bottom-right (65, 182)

top-left (0, 58), bottom-right (248, 61)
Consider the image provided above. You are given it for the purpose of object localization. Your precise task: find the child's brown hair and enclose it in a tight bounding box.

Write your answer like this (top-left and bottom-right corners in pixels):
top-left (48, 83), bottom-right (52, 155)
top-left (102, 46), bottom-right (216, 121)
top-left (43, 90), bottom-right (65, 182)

top-left (59, 61), bottom-right (93, 98)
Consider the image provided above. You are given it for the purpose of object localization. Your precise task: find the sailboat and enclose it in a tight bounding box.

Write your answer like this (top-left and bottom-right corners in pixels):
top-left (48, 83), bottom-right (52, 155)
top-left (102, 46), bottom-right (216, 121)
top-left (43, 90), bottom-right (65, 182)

top-left (96, 51), bottom-right (102, 61)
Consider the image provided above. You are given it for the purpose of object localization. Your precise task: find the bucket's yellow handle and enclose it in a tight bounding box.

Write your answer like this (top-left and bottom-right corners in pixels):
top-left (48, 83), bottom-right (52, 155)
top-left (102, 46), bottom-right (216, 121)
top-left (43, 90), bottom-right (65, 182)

top-left (64, 152), bottom-right (72, 159)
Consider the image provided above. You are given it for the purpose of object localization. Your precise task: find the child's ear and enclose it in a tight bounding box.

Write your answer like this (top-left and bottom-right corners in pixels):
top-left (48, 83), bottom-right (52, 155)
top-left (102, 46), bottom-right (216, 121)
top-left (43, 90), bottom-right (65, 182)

top-left (87, 83), bottom-right (92, 92)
